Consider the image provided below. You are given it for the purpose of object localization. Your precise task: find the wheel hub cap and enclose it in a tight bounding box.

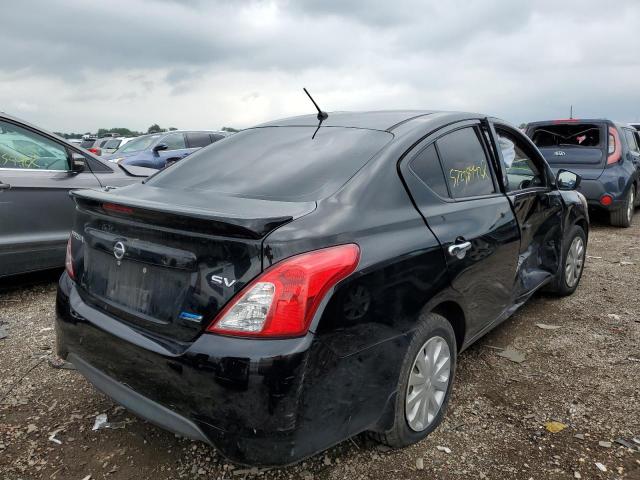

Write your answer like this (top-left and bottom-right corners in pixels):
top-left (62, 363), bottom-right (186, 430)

top-left (564, 236), bottom-right (585, 288)
top-left (405, 336), bottom-right (451, 432)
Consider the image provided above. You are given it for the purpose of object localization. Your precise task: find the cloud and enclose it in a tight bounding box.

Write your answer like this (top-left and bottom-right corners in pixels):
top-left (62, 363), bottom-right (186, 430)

top-left (0, 0), bottom-right (639, 132)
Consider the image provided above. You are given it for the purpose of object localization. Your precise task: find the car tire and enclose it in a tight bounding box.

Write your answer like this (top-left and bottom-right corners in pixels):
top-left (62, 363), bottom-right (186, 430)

top-left (371, 313), bottom-right (457, 448)
top-left (546, 225), bottom-right (586, 297)
top-left (610, 187), bottom-right (635, 228)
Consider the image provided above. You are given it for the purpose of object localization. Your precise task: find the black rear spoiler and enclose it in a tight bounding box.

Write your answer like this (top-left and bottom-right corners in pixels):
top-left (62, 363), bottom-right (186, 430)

top-left (70, 187), bottom-right (316, 239)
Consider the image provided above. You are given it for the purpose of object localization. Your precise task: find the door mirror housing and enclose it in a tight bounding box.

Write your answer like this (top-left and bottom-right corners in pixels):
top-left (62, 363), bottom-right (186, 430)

top-left (556, 169), bottom-right (581, 190)
top-left (71, 153), bottom-right (86, 172)
top-left (153, 143), bottom-right (168, 153)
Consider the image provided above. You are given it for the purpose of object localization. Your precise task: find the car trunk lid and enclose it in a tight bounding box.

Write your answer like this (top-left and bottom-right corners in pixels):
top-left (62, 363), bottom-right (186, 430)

top-left (69, 185), bottom-right (315, 342)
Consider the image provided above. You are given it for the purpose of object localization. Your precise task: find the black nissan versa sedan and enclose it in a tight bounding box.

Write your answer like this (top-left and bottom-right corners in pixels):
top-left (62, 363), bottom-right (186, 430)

top-left (56, 111), bottom-right (589, 466)
top-left (526, 119), bottom-right (640, 227)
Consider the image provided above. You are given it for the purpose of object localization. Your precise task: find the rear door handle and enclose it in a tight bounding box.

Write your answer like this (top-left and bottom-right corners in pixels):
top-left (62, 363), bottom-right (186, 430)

top-left (448, 241), bottom-right (472, 259)
top-left (0, 182), bottom-right (10, 190)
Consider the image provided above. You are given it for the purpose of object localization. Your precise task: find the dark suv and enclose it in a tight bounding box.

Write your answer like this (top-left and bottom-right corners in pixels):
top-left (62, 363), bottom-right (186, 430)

top-left (56, 111), bottom-right (588, 466)
top-left (526, 119), bottom-right (640, 227)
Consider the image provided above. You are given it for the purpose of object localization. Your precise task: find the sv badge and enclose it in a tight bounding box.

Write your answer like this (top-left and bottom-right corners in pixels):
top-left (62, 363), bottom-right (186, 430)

top-left (210, 275), bottom-right (237, 287)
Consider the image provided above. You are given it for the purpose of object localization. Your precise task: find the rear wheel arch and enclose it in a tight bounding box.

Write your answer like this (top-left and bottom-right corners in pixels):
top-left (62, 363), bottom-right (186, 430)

top-left (574, 218), bottom-right (588, 240)
top-left (429, 301), bottom-right (466, 352)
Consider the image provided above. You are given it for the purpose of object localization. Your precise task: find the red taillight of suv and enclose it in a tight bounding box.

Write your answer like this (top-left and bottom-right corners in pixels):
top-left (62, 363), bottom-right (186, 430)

top-left (607, 127), bottom-right (621, 165)
top-left (88, 147), bottom-right (101, 156)
top-left (65, 236), bottom-right (75, 280)
top-left (207, 244), bottom-right (360, 338)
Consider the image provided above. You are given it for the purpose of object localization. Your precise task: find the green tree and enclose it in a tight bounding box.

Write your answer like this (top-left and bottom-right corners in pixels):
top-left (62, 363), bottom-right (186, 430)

top-left (221, 126), bottom-right (240, 133)
top-left (147, 124), bottom-right (164, 134)
top-left (168, 127), bottom-right (178, 131)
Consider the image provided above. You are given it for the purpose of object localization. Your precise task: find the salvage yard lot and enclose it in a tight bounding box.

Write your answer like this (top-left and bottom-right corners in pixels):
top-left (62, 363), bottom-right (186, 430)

top-left (1, 220), bottom-right (639, 480)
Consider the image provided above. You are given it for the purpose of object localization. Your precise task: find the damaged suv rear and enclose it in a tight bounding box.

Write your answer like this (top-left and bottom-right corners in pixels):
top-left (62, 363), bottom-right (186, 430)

top-left (526, 119), bottom-right (640, 226)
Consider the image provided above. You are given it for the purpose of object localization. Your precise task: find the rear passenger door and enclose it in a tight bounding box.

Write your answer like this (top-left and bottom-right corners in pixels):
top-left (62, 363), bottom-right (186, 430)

top-left (491, 123), bottom-right (564, 296)
top-left (400, 120), bottom-right (521, 339)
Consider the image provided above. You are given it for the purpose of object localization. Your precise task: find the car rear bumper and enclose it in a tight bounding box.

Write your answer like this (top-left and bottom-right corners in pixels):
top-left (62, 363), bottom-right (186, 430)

top-left (55, 273), bottom-right (399, 466)
top-left (578, 178), bottom-right (626, 212)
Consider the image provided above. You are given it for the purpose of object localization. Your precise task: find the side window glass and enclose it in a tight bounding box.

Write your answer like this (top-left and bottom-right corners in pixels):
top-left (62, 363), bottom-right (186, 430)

top-left (624, 129), bottom-right (639, 153)
top-left (437, 127), bottom-right (494, 198)
top-left (409, 144), bottom-right (449, 198)
top-left (186, 132), bottom-right (212, 148)
top-left (0, 120), bottom-right (69, 170)
top-left (496, 128), bottom-right (545, 192)
top-left (162, 133), bottom-right (186, 151)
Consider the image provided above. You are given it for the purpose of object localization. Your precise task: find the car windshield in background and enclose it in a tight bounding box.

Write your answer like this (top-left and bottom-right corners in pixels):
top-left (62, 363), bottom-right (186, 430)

top-left (148, 126), bottom-right (393, 201)
top-left (104, 139), bottom-right (121, 149)
top-left (529, 123), bottom-right (602, 149)
top-left (116, 135), bottom-right (160, 153)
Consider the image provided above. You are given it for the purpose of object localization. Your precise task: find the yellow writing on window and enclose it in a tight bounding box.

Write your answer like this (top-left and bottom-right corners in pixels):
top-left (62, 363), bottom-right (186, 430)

top-left (449, 163), bottom-right (488, 188)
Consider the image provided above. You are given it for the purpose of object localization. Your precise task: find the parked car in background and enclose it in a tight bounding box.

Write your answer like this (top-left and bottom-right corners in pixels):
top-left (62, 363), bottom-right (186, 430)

top-left (57, 111), bottom-right (588, 466)
top-left (630, 123), bottom-right (640, 132)
top-left (68, 138), bottom-right (83, 146)
top-left (526, 119), bottom-right (640, 227)
top-left (79, 137), bottom-right (97, 149)
top-left (0, 113), bottom-right (155, 277)
top-left (101, 137), bottom-right (134, 155)
top-left (80, 137), bottom-right (109, 156)
top-left (105, 130), bottom-right (228, 169)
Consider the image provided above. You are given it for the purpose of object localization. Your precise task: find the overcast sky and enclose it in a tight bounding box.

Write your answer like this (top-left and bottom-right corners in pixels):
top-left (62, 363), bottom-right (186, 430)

top-left (1, 0), bottom-right (639, 133)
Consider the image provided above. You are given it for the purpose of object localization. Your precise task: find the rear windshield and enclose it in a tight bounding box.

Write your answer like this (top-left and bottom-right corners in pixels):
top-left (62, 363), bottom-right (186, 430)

top-left (104, 139), bottom-right (122, 149)
top-left (529, 123), bottom-right (603, 149)
top-left (148, 126), bottom-right (393, 201)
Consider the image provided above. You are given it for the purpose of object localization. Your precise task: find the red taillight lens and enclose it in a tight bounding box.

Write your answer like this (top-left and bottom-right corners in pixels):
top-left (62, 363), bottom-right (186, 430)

top-left (103, 202), bottom-right (134, 215)
top-left (600, 194), bottom-right (613, 206)
top-left (65, 236), bottom-right (75, 280)
top-left (207, 244), bottom-right (360, 338)
top-left (607, 127), bottom-right (621, 165)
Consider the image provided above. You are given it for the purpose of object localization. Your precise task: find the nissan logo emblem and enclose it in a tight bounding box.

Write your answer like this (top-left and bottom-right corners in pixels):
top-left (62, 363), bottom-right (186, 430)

top-left (113, 241), bottom-right (126, 260)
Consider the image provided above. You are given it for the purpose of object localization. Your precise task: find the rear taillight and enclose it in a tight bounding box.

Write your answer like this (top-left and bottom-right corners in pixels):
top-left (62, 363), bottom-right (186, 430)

top-left (88, 147), bottom-right (101, 155)
top-left (207, 244), bottom-right (360, 338)
top-left (607, 127), bottom-right (621, 165)
top-left (65, 236), bottom-right (75, 280)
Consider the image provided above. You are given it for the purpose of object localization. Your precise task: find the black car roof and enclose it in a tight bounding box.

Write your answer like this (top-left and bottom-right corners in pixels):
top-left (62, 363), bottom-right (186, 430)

top-left (257, 110), bottom-right (441, 132)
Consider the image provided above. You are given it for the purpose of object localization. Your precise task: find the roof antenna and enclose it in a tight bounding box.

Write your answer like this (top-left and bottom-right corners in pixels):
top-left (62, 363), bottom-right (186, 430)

top-left (570, 105), bottom-right (573, 119)
top-left (303, 88), bottom-right (328, 139)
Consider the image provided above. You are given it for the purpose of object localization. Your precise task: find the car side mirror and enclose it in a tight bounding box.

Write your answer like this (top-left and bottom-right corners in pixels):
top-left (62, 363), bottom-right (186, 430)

top-left (556, 169), bottom-right (581, 190)
top-left (71, 153), bottom-right (86, 172)
top-left (153, 143), bottom-right (168, 153)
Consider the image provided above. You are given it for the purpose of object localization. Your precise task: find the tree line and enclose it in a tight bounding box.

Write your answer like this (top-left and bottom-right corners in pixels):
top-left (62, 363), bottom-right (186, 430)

top-left (54, 124), bottom-right (240, 139)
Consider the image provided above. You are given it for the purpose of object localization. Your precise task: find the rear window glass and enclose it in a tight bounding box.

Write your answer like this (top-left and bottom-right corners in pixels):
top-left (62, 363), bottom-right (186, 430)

top-left (437, 127), bottom-right (495, 198)
top-left (149, 127), bottom-right (393, 201)
top-left (409, 144), bottom-right (449, 198)
top-left (104, 139), bottom-right (121, 149)
top-left (529, 123), bottom-right (603, 148)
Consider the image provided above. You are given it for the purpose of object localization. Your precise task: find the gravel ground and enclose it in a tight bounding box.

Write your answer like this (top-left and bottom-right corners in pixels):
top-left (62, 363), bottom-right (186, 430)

top-left (1, 220), bottom-right (639, 480)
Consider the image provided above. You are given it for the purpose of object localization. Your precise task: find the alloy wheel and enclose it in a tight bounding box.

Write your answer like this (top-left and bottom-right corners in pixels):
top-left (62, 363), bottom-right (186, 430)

top-left (564, 236), bottom-right (585, 288)
top-left (405, 336), bottom-right (451, 432)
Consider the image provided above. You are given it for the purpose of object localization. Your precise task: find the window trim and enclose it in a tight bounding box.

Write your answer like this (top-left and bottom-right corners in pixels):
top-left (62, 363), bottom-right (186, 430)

top-left (399, 119), bottom-right (506, 204)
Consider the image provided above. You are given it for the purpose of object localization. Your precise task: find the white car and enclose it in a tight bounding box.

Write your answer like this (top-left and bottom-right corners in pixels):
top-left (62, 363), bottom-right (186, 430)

top-left (101, 137), bottom-right (135, 155)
